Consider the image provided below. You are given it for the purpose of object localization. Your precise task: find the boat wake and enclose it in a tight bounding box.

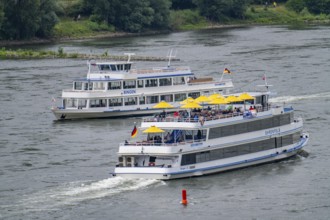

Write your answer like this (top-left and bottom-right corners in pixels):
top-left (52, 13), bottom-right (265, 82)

top-left (269, 91), bottom-right (330, 103)
top-left (16, 177), bottom-right (160, 213)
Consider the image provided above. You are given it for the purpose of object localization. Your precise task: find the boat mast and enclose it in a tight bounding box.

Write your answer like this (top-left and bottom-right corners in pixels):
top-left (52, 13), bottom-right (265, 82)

top-left (124, 53), bottom-right (135, 63)
top-left (167, 49), bottom-right (177, 67)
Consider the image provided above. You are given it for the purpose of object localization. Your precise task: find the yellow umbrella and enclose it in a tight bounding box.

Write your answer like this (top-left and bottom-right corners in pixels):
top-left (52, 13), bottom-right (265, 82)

top-left (225, 95), bottom-right (242, 103)
top-left (143, 125), bottom-right (165, 133)
top-left (208, 93), bottom-right (225, 100)
top-left (179, 97), bottom-right (194, 105)
top-left (195, 95), bottom-right (210, 103)
top-left (238, 93), bottom-right (254, 100)
top-left (180, 100), bottom-right (202, 109)
top-left (209, 98), bottom-right (229, 105)
top-left (152, 101), bottom-right (174, 109)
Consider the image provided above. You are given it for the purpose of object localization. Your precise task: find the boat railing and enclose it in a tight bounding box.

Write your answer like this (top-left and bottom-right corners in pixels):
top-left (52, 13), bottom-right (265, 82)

top-left (120, 138), bottom-right (206, 147)
top-left (129, 66), bottom-right (191, 74)
top-left (142, 105), bottom-right (271, 124)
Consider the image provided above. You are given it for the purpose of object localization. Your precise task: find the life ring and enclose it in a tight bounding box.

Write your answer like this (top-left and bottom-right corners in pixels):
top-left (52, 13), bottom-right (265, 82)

top-left (149, 162), bottom-right (155, 166)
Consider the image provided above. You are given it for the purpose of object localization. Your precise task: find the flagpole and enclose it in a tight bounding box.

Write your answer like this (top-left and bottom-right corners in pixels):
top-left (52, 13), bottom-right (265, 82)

top-left (220, 71), bottom-right (225, 82)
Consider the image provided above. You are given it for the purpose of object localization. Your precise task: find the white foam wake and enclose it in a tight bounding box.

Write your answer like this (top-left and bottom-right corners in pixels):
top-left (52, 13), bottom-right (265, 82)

top-left (269, 91), bottom-right (330, 103)
top-left (18, 177), bottom-right (160, 212)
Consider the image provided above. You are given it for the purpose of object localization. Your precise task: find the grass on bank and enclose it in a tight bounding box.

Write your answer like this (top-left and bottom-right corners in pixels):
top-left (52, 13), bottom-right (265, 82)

top-left (245, 5), bottom-right (330, 24)
top-left (53, 17), bottom-right (115, 38)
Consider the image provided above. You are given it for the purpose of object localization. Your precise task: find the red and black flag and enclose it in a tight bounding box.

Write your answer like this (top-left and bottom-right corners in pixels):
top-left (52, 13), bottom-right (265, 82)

top-left (131, 124), bottom-right (138, 138)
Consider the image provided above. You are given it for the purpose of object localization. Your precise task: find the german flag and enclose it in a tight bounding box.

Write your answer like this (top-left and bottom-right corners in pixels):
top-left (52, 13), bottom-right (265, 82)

top-left (223, 68), bottom-right (231, 74)
top-left (131, 124), bottom-right (138, 138)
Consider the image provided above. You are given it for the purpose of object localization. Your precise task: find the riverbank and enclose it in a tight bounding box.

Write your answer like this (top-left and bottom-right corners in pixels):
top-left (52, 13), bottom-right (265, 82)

top-left (0, 5), bottom-right (329, 48)
top-left (0, 47), bottom-right (180, 61)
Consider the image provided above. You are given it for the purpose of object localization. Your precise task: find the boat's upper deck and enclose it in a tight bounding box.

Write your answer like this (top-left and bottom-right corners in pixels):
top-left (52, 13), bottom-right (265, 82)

top-left (87, 60), bottom-right (193, 80)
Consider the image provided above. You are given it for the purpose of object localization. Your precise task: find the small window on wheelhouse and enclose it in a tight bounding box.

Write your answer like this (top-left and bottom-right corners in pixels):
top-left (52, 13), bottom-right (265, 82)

top-left (74, 82), bottom-right (83, 90)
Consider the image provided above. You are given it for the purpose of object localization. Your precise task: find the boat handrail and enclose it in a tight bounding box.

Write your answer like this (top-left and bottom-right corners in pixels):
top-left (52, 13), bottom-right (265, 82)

top-left (142, 105), bottom-right (271, 124)
top-left (129, 66), bottom-right (191, 74)
top-left (120, 138), bottom-right (206, 147)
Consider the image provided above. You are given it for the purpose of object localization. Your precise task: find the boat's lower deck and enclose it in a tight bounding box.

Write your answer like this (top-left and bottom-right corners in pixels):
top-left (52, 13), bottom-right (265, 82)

top-left (113, 136), bottom-right (309, 180)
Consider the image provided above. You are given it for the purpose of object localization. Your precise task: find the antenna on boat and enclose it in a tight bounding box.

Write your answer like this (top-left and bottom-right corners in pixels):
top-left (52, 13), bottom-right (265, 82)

top-left (124, 53), bottom-right (135, 63)
top-left (257, 74), bottom-right (273, 91)
top-left (167, 49), bottom-right (177, 67)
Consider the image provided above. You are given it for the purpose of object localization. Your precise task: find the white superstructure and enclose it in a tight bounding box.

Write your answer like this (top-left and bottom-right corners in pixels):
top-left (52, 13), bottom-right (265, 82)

top-left (51, 55), bottom-right (233, 120)
top-left (113, 91), bottom-right (309, 180)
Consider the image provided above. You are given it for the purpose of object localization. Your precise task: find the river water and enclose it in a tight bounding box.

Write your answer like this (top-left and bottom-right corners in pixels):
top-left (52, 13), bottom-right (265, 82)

top-left (1, 25), bottom-right (330, 220)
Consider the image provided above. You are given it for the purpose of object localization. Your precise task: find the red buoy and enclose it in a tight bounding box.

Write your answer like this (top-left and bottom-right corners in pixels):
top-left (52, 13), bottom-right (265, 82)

top-left (181, 189), bottom-right (188, 205)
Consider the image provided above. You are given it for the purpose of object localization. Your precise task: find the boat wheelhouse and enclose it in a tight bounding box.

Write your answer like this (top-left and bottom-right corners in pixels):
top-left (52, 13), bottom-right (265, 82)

top-left (113, 90), bottom-right (309, 180)
top-left (51, 54), bottom-right (233, 120)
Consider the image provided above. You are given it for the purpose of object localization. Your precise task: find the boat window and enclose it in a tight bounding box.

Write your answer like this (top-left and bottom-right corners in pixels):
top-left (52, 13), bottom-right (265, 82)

top-left (124, 97), bottom-right (137, 106)
top-left (99, 65), bottom-right (110, 71)
top-left (124, 64), bottom-right (131, 71)
top-left (209, 113), bottom-right (293, 139)
top-left (280, 113), bottom-right (291, 125)
top-left (66, 98), bottom-right (77, 108)
top-left (159, 78), bottom-right (172, 86)
top-left (123, 80), bottom-right (136, 89)
top-left (77, 99), bottom-right (87, 109)
top-left (145, 79), bottom-right (158, 87)
top-left (188, 92), bottom-right (200, 99)
top-left (139, 96), bottom-right (145, 105)
top-left (160, 94), bottom-right (173, 102)
top-left (174, 93), bottom-right (187, 102)
top-left (109, 98), bottom-right (123, 107)
top-left (181, 133), bottom-right (300, 166)
top-left (146, 95), bottom-right (159, 104)
top-left (74, 82), bottom-right (83, 90)
top-left (94, 82), bottom-right (105, 90)
top-left (181, 154), bottom-right (196, 166)
top-left (137, 80), bottom-right (144, 88)
top-left (90, 99), bottom-right (107, 108)
top-left (255, 96), bottom-right (262, 105)
top-left (117, 64), bottom-right (123, 71)
top-left (173, 77), bottom-right (185, 85)
top-left (108, 81), bottom-right (122, 90)
top-left (110, 65), bottom-right (117, 71)
top-left (196, 151), bottom-right (210, 163)
top-left (84, 82), bottom-right (93, 90)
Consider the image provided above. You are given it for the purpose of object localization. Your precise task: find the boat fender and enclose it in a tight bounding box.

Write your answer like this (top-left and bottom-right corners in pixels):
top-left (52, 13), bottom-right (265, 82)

top-left (149, 162), bottom-right (155, 166)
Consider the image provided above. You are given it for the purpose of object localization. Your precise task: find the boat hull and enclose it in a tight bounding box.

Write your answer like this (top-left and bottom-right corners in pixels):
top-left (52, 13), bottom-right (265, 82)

top-left (113, 137), bottom-right (309, 180)
top-left (52, 108), bottom-right (176, 120)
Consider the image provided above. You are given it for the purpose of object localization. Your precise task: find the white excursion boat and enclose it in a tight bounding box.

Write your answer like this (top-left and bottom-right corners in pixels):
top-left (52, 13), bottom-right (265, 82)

top-left (112, 86), bottom-right (309, 180)
top-left (51, 53), bottom-right (233, 120)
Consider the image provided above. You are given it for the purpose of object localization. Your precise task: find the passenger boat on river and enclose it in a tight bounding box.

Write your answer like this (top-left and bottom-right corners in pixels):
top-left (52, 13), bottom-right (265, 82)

top-left (51, 53), bottom-right (233, 120)
top-left (112, 87), bottom-right (309, 180)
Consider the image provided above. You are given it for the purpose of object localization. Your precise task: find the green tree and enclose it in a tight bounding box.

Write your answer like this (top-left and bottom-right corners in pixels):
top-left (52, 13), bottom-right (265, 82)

top-left (193, 0), bottom-right (248, 22)
top-left (305, 0), bottom-right (330, 14)
top-left (1, 0), bottom-right (40, 40)
top-left (150, 0), bottom-right (171, 29)
top-left (0, 1), bottom-right (4, 30)
top-left (286, 0), bottom-right (306, 13)
top-left (0, 0), bottom-right (58, 40)
top-left (37, 0), bottom-right (59, 37)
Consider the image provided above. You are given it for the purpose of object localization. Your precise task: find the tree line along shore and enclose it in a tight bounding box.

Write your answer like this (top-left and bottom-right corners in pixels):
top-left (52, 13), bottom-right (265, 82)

top-left (0, 0), bottom-right (329, 59)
